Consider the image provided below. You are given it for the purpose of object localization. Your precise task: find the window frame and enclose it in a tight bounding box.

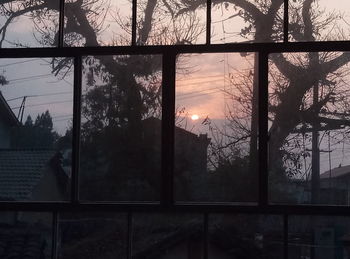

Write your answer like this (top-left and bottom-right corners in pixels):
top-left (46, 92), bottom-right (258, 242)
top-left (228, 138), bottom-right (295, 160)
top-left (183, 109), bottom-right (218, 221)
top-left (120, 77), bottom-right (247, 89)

top-left (1, 0), bottom-right (350, 258)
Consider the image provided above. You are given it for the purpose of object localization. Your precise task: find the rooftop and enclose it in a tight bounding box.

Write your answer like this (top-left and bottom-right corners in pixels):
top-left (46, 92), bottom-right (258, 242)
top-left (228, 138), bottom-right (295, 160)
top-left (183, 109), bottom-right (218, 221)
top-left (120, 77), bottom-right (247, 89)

top-left (321, 165), bottom-right (350, 179)
top-left (0, 149), bottom-right (56, 200)
top-left (0, 91), bottom-right (19, 126)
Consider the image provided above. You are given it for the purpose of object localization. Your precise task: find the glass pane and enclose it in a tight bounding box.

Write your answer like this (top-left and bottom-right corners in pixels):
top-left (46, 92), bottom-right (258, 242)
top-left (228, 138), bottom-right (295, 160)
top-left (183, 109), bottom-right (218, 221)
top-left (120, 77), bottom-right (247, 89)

top-left (0, 0), bottom-right (60, 48)
top-left (80, 55), bottom-right (162, 201)
top-left (64, 0), bottom-right (132, 46)
top-left (289, 0), bottom-right (350, 42)
top-left (58, 212), bottom-right (127, 259)
top-left (137, 0), bottom-right (206, 45)
top-left (211, 0), bottom-right (284, 43)
top-left (0, 212), bottom-right (53, 258)
top-left (132, 213), bottom-right (203, 258)
top-left (0, 58), bottom-right (73, 201)
top-left (289, 216), bottom-right (350, 259)
top-left (175, 53), bottom-right (258, 202)
top-left (209, 214), bottom-right (283, 259)
top-left (269, 52), bottom-right (350, 205)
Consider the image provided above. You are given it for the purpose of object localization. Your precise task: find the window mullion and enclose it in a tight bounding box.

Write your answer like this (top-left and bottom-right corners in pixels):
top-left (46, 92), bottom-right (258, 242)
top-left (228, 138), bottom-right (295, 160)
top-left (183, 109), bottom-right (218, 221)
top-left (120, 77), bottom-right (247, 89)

top-left (72, 56), bottom-right (82, 203)
top-left (284, 0), bottom-right (289, 43)
top-left (203, 213), bottom-right (209, 259)
top-left (58, 0), bottom-right (65, 48)
top-left (206, 0), bottom-right (212, 45)
top-left (132, 0), bottom-right (137, 45)
top-left (284, 214), bottom-right (289, 259)
top-left (161, 52), bottom-right (176, 206)
top-left (127, 212), bottom-right (133, 259)
top-left (258, 51), bottom-right (269, 207)
top-left (51, 211), bottom-right (59, 259)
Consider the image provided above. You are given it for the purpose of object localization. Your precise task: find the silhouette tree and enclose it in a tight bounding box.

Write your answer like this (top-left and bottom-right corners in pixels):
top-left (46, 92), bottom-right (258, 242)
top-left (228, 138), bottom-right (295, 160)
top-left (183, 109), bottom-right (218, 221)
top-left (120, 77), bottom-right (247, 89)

top-left (3, 0), bottom-right (350, 203)
top-left (178, 0), bottom-right (350, 202)
top-left (12, 110), bottom-right (59, 148)
top-left (0, 0), bottom-right (206, 200)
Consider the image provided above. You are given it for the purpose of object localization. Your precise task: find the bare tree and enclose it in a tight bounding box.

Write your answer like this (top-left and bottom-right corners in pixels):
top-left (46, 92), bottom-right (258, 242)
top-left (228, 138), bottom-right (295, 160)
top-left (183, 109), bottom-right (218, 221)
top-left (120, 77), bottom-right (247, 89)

top-left (178, 0), bottom-right (350, 202)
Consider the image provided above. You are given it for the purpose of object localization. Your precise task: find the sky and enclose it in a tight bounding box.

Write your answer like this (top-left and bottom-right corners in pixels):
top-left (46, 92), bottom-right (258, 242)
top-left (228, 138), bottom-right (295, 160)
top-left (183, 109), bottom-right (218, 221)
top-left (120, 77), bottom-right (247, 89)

top-left (1, 0), bottom-right (350, 176)
top-left (0, 58), bottom-right (73, 135)
top-left (1, 0), bottom-right (350, 46)
top-left (175, 52), bottom-right (253, 133)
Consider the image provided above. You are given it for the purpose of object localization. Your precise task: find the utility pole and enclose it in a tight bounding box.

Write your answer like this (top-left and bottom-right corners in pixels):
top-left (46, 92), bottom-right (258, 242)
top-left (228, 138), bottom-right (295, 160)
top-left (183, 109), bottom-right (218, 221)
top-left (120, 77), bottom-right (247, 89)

top-left (17, 96), bottom-right (27, 123)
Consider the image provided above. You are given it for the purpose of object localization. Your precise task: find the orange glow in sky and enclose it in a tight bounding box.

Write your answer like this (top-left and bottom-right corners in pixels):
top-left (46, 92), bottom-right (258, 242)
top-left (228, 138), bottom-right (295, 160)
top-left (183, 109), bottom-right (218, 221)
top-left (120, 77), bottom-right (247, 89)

top-left (191, 114), bottom-right (199, 120)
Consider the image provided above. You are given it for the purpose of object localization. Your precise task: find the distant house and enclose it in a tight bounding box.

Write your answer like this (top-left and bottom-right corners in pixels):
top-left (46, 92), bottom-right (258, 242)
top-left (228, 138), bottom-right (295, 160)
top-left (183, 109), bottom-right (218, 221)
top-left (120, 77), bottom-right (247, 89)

top-left (80, 117), bottom-right (211, 201)
top-left (0, 150), bottom-right (66, 258)
top-left (0, 149), bottom-right (69, 201)
top-left (319, 165), bottom-right (350, 205)
top-left (0, 92), bottom-right (69, 202)
top-left (0, 91), bottom-right (20, 148)
top-left (142, 117), bottom-right (210, 170)
top-left (142, 117), bottom-right (211, 200)
top-left (287, 165), bottom-right (350, 205)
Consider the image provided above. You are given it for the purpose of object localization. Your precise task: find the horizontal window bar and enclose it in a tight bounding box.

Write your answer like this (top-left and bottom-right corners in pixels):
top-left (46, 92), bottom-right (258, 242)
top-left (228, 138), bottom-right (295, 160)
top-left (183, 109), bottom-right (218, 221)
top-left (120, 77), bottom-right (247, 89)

top-left (1, 202), bottom-right (350, 215)
top-left (2, 41), bottom-right (350, 57)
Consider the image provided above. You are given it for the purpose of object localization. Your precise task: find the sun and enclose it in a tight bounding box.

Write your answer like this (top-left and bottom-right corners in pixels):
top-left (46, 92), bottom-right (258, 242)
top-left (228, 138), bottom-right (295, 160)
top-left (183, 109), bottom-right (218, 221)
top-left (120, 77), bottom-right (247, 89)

top-left (191, 114), bottom-right (199, 120)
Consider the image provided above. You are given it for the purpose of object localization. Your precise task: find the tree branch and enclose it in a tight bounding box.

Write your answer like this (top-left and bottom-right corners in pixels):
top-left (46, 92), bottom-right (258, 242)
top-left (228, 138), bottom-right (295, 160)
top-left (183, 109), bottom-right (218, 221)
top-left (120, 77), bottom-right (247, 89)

top-left (302, 0), bottom-right (315, 41)
top-left (213, 0), bottom-right (264, 20)
top-left (64, 1), bottom-right (99, 46)
top-left (270, 53), bottom-right (304, 79)
top-left (321, 52), bottom-right (350, 76)
top-left (0, 3), bottom-right (48, 47)
top-left (137, 0), bottom-right (157, 45)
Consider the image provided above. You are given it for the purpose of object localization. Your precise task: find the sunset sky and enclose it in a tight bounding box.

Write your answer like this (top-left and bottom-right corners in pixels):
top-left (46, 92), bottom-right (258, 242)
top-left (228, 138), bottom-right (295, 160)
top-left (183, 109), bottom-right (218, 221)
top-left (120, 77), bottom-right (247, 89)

top-left (175, 52), bottom-right (254, 133)
top-left (1, 0), bottom-right (350, 175)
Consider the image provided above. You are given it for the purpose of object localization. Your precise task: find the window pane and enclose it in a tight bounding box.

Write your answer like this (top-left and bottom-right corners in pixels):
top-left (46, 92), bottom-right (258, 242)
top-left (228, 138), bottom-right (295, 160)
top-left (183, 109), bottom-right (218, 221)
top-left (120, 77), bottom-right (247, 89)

top-left (289, 0), bottom-right (350, 42)
top-left (132, 213), bottom-right (203, 258)
top-left (64, 0), bottom-right (132, 46)
top-left (0, 58), bottom-right (73, 201)
top-left (211, 0), bottom-right (283, 43)
top-left (58, 212), bottom-right (127, 259)
top-left (175, 53), bottom-right (258, 202)
top-left (136, 0), bottom-right (206, 45)
top-left (0, 212), bottom-right (53, 258)
top-left (289, 216), bottom-right (350, 259)
top-left (209, 214), bottom-right (283, 259)
top-left (269, 52), bottom-right (350, 205)
top-left (0, 0), bottom-right (60, 48)
top-left (79, 55), bottom-right (162, 201)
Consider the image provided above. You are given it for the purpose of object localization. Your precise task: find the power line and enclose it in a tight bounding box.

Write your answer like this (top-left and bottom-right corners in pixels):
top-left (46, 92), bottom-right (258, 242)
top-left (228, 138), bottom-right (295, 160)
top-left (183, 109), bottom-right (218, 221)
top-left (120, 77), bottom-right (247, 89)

top-left (11, 99), bottom-right (73, 109)
top-left (177, 86), bottom-right (223, 97)
top-left (6, 91), bottom-right (73, 102)
top-left (0, 58), bottom-right (42, 68)
top-left (62, 78), bottom-right (73, 86)
top-left (8, 73), bottom-right (53, 83)
top-left (176, 78), bottom-right (230, 88)
top-left (177, 89), bottom-right (223, 101)
top-left (176, 74), bottom-right (224, 82)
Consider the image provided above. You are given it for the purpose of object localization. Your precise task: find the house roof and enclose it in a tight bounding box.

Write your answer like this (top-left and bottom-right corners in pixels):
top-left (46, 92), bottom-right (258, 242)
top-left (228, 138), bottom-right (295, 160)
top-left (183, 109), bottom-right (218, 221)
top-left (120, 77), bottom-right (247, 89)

top-left (0, 149), bottom-right (56, 200)
top-left (0, 91), bottom-right (19, 126)
top-left (142, 116), bottom-right (210, 144)
top-left (320, 165), bottom-right (350, 179)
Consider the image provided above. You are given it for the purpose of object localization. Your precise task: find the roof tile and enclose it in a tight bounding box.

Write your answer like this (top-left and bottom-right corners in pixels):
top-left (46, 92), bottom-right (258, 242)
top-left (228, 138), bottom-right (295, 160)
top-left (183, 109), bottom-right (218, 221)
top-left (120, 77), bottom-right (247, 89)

top-left (0, 149), bottom-right (55, 200)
